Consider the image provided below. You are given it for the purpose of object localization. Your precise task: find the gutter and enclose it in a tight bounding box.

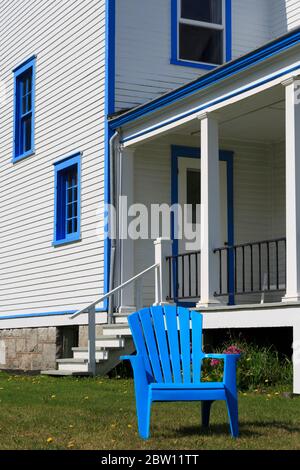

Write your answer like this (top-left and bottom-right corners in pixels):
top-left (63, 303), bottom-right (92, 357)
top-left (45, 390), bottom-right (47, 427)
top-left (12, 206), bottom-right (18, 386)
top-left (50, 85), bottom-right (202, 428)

top-left (108, 130), bottom-right (119, 324)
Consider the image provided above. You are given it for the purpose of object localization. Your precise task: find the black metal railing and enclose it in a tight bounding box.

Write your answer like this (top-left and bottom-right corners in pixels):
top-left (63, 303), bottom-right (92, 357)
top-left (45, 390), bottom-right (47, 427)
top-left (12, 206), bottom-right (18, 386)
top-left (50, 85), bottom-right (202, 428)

top-left (214, 238), bottom-right (286, 298)
top-left (166, 250), bottom-right (201, 301)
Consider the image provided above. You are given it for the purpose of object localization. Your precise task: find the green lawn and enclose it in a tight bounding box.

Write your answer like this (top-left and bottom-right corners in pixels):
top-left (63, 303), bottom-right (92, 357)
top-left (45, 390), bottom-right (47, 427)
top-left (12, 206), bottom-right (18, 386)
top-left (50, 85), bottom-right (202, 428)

top-left (0, 372), bottom-right (299, 450)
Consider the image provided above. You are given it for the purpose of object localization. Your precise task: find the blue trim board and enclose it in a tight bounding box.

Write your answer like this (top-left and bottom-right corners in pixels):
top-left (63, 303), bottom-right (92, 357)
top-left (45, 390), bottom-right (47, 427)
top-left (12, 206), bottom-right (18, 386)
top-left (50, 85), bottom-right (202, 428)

top-left (171, 0), bottom-right (232, 71)
top-left (171, 145), bottom-right (234, 306)
top-left (0, 308), bottom-right (107, 322)
top-left (103, 0), bottom-right (116, 310)
top-left (110, 26), bottom-right (300, 130)
top-left (12, 55), bottom-right (36, 163)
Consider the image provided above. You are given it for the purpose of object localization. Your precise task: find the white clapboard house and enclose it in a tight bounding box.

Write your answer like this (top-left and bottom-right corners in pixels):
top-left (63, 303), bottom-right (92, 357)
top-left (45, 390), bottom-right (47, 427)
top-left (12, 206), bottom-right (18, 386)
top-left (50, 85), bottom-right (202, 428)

top-left (1, 0), bottom-right (300, 392)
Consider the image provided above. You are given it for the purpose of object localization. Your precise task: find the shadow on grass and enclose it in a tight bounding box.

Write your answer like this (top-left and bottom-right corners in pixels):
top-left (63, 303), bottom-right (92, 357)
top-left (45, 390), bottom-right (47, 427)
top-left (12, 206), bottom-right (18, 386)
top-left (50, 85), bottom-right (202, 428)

top-left (156, 420), bottom-right (300, 439)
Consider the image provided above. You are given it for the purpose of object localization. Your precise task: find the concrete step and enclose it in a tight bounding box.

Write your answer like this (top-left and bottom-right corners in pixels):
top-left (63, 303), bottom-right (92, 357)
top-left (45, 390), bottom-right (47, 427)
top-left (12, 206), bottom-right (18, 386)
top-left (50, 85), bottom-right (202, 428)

top-left (56, 358), bottom-right (104, 372)
top-left (41, 369), bottom-right (92, 377)
top-left (114, 314), bottom-right (129, 324)
top-left (102, 324), bottom-right (131, 337)
top-left (72, 347), bottom-right (109, 361)
top-left (95, 336), bottom-right (125, 349)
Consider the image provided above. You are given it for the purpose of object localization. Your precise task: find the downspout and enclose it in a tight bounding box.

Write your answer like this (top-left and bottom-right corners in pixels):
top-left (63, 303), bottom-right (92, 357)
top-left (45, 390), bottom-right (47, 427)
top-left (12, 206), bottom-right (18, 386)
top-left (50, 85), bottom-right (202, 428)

top-left (108, 129), bottom-right (120, 324)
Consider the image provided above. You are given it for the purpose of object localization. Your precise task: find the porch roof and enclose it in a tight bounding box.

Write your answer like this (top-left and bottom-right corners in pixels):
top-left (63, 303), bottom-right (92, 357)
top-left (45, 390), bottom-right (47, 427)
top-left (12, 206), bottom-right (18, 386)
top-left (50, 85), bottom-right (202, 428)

top-left (109, 27), bottom-right (300, 146)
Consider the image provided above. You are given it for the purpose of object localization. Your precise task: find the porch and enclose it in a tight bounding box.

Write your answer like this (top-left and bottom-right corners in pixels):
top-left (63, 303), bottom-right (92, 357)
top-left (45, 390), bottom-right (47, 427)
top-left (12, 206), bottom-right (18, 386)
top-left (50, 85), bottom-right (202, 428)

top-left (116, 81), bottom-right (291, 310)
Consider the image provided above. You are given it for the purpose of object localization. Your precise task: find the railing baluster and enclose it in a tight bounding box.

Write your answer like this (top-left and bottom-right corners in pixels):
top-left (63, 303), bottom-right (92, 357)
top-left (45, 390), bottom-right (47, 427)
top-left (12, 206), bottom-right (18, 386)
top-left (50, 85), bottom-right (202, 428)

top-left (195, 252), bottom-right (199, 298)
top-left (267, 242), bottom-right (270, 290)
top-left (258, 242), bottom-right (262, 292)
top-left (188, 254), bottom-right (192, 298)
top-left (242, 246), bottom-right (245, 293)
top-left (250, 244), bottom-right (254, 292)
top-left (276, 240), bottom-right (279, 290)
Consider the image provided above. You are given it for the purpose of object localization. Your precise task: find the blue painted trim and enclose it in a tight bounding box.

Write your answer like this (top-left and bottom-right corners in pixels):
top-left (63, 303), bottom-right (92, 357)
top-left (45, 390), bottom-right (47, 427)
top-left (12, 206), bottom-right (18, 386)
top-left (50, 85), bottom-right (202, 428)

top-left (12, 56), bottom-right (36, 163)
top-left (171, 145), bottom-right (234, 306)
top-left (110, 27), bottom-right (300, 130)
top-left (0, 308), bottom-right (107, 322)
top-left (53, 153), bottom-right (81, 247)
top-left (103, 0), bottom-right (116, 311)
top-left (171, 0), bottom-right (232, 71)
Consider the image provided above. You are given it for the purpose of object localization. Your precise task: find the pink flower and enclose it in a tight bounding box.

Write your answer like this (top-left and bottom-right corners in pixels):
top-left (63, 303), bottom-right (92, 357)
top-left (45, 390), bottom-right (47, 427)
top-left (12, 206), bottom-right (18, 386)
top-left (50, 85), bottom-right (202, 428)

top-left (224, 345), bottom-right (242, 355)
top-left (210, 359), bottom-right (221, 367)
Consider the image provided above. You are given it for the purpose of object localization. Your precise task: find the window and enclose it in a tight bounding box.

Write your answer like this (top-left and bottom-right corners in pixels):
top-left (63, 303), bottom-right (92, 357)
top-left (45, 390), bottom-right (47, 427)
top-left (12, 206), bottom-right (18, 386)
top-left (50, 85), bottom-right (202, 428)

top-left (53, 154), bottom-right (81, 246)
top-left (13, 56), bottom-right (36, 162)
top-left (171, 0), bottom-right (232, 70)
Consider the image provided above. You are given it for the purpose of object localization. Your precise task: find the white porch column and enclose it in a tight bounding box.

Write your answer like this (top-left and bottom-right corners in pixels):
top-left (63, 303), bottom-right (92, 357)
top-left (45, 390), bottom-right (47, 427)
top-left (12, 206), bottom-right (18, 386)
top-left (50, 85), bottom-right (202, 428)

top-left (282, 77), bottom-right (300, 303)
top-left (197, 112), bottom-right (222, 307)
top-left (119, 147), bottom-right (136, 313)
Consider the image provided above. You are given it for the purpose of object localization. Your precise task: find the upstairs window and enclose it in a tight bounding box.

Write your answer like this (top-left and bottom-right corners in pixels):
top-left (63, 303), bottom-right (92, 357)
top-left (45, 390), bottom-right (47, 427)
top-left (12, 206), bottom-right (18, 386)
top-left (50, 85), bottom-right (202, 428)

top-left (13, 56), bottom-right (36, 162)
top-left (53, 154), bottom-right (81, 246)
top-left (171, 0), bottom-right (232, 70)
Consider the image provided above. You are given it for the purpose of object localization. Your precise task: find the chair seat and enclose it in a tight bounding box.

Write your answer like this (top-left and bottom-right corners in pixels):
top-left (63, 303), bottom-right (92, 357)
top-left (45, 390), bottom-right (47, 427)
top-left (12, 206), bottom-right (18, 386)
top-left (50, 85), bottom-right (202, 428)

top-left (151, 382), bottom-right (225, 390)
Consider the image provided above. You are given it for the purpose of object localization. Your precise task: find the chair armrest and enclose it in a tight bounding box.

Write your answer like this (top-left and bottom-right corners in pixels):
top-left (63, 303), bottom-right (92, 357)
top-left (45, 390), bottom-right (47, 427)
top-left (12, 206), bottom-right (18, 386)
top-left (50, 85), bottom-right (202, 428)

top-left (205, 354), bottom-right (240, 390)
top-left (204, 354), bottom-right (240, 361)
top-left (120, 354), bottom-right (152, 385)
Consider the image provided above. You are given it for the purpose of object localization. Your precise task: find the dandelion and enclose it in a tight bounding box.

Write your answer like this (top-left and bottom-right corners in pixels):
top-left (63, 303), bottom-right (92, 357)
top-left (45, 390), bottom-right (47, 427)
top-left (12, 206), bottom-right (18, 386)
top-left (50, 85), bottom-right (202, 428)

top-left (69, 425), bottom-right (74, 429)
top-left (265, 379), bottom-right (269, 383)
top-left (84, 396), bottom-right (89, 400)
top-left (47, 437), bottom-right (53, 444)
top-left (67, 442), bottom-right (75, 449)
top-left (51, 395), bottom-right (56, 399)
top-left (128, 424), bottom-right (132, 429)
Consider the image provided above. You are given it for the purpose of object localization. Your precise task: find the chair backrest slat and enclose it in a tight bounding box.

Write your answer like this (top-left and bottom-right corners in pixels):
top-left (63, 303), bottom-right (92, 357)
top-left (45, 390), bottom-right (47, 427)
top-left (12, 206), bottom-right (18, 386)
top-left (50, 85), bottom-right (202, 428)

top-left (128, 312), bottom-right (153, 380)
top-left (164, 306), bottom-right (182, 382)
top-left (139, 308), bottom-right (163, 383)
top-left (191, 311), bottom-right (204, 383)
top-left (150, 306), bottom-right (173, 383)
top-left (178, 307), bottom-right (192, 383)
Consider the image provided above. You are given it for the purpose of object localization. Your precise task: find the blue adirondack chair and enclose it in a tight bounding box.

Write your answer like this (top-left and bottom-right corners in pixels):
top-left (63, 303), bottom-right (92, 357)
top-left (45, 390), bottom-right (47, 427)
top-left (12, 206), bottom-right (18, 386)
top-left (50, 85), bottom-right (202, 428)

top-left (121, 306), bottom-right (240, 439)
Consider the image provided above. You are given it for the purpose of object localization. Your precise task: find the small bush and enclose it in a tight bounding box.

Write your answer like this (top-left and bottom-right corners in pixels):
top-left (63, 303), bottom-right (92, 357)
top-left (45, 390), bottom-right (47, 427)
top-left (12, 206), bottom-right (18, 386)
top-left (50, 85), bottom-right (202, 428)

top-left (203, 339), bottom-right (293, 391)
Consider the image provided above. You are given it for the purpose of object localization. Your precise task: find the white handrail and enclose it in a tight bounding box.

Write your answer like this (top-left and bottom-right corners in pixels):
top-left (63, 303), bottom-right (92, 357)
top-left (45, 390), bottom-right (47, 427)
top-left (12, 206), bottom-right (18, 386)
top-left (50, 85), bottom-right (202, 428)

top-left (70, 263), bottom-right (159, 320)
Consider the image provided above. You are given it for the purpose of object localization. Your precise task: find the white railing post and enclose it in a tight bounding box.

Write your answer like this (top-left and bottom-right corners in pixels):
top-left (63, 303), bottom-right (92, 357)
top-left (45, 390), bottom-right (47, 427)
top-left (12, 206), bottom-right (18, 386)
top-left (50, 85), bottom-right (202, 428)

top-left (135, 277), bottom-right (143, 311)
top-left (87, 306), bottom-right (96, 376)
top-left (154, 238), bottom-right (173, 305)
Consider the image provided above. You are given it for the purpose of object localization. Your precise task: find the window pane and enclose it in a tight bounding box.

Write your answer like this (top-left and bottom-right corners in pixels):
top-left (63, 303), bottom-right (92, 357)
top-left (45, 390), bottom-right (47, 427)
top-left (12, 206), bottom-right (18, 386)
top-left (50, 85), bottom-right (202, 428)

top-left (181, 0), bottom-right (222, 24)
top-left (67, 219), bottom-right (73, 235)
top-left (187, 169), bottom-right (200, 225)
top-left (179, 24), bottom-right (223, 64)
top-left (23, 116), bottom-right (32, 152)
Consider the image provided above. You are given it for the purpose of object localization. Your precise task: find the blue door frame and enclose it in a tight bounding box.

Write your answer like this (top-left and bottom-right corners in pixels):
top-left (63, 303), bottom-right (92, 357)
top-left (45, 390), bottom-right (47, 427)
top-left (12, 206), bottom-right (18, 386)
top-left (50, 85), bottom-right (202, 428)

top-left (171, 145), bottom-right (235, 306)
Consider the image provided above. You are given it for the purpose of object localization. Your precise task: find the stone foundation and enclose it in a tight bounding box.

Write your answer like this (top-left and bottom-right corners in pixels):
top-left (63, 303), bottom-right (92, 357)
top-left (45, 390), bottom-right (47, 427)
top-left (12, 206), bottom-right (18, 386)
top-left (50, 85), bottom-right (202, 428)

top-left (79, 325), bottom-right (103, 347)
top-left (0, 327), bottom-right (57, 371)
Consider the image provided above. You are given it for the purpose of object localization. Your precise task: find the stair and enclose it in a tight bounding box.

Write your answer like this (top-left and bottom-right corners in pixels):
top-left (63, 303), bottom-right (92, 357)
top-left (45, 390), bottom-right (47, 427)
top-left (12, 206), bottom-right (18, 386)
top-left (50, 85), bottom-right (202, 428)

top-left (41, 314), bottom-right (134, 377)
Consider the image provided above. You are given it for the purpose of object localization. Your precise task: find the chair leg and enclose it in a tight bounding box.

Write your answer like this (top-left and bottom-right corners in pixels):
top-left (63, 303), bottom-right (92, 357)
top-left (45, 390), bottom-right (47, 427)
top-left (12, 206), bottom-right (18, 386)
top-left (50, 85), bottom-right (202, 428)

top-left (225, 392), bottom-right (239, 438)
top-left (136, 391), bottom-right (152, 439)
top-left (201, 400), bottom-right (214, 428)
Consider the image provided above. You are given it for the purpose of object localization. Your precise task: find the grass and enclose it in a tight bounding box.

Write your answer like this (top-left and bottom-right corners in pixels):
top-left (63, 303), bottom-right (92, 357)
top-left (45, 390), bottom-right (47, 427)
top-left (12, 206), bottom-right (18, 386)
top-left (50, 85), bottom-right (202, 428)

top-left (0, 372), bottom-right (299, 450)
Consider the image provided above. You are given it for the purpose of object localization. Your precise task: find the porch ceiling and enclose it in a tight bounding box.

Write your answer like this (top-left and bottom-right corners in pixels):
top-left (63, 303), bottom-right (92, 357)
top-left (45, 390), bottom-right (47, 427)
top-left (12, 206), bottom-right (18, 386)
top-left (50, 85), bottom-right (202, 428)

top-left (171, 84), bottom-right (285, 145)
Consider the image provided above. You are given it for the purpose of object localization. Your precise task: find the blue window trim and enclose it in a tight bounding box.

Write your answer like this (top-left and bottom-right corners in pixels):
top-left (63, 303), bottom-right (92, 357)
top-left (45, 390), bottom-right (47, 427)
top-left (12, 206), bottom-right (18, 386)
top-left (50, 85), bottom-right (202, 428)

top-left (171, 145), bottom-right (234, 306)
top-left (12, 55), bottom-right (36, 163)
top-left (171, 0), bottom-right (232, 71)
top-left (53, 153), bottom-right (82, 247)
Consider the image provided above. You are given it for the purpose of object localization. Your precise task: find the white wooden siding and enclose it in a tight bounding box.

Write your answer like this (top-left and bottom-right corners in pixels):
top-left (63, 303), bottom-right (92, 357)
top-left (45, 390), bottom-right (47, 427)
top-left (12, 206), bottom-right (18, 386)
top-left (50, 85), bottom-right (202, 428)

top-left (115, 0), bottom-right (276, 111)
top-left (0, 0), bottom-right (107, 317)
top-left (134, 136), bottom-right (286, 306)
